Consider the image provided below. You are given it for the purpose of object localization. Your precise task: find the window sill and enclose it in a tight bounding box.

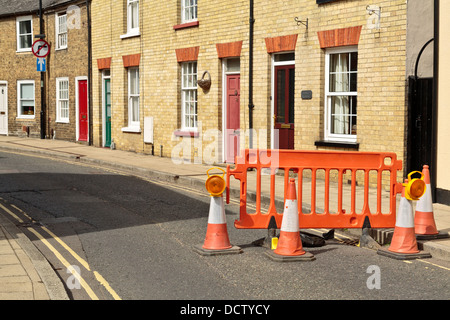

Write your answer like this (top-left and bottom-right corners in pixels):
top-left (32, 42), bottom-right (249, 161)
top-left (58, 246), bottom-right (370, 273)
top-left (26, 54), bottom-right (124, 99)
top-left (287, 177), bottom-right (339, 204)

top-left (16, 116), bottom-right (35, 121)
top-left (120, 31), bottom-right (141, 39)
top-left (315, 140), bottom-right (359, 150)
top-left (121, 126), bottom-right (141, 133)
top-left (173, 130), bottom-right (199, 137)
top-left (55, 120), bottom-right (69, 124)
top-left (173, 21), bottom-right (199, 30)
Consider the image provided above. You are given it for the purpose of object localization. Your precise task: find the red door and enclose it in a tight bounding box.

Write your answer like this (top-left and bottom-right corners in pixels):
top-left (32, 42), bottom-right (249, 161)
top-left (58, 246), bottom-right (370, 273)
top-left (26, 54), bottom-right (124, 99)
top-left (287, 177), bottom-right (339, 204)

top-left (274, 65), bottom-right (295, 149)
top-left (226, 74), bottom-right (240, 163)
top-left (78, 80), bottom-right (88, 141)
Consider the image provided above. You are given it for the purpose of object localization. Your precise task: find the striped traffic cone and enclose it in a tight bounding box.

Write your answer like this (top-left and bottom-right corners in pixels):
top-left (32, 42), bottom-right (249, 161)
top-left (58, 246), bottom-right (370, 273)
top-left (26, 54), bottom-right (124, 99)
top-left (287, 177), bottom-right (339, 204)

top-left (266, 178), bottom-right (315, 262)
top-left (378, 180), bottom-right (431, 260)
top-left (414, 165), bottom-right (450, 240)
top-left (193, 195), bottom-right (242, 256)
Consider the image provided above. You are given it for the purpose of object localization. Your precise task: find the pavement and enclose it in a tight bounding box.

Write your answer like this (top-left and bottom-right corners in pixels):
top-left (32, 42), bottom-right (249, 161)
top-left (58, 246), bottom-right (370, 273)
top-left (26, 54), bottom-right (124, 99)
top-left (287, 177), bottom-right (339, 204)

top-left (0, 135), bottom-right (449, 300)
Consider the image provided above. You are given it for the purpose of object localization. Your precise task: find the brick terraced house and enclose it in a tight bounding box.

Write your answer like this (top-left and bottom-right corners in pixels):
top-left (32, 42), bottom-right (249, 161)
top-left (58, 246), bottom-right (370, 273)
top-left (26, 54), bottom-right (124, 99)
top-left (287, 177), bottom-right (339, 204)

top-left (91, 0), bottom-right (412, 178)
top-left (2, 0), bottom-right (448, 204)
top-left (0, 0), bottom-right (90, 142)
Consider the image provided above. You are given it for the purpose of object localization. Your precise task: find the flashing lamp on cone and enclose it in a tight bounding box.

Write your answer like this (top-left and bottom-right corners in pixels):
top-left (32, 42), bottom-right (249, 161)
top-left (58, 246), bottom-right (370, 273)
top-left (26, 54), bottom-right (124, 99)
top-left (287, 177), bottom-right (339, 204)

top-left (403, 171), bottom-right (426, 201)
top-left (377, 172), bottom-right (431, 260)
top-left (205, 167), bottom-right (226, 197)
top-left (193, 167), bottom-right (242, 256)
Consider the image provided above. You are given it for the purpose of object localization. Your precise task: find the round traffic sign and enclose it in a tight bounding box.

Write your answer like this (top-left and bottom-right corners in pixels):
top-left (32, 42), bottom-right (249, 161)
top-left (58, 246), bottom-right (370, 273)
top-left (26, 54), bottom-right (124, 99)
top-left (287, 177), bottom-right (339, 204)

top-left (32, 39), bottom-right (50, 58)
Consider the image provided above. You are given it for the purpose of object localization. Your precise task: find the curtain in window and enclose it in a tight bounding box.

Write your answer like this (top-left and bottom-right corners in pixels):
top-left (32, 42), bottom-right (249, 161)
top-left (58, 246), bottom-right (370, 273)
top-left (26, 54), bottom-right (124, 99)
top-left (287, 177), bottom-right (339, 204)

top-left (330, 53), bottom-right (349, 135)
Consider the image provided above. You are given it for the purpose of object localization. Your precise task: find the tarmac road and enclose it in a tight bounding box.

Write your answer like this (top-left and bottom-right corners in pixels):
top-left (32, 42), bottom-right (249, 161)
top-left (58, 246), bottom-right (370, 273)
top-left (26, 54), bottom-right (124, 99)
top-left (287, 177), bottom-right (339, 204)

top-left (0, 150), bottom-right (449, 301)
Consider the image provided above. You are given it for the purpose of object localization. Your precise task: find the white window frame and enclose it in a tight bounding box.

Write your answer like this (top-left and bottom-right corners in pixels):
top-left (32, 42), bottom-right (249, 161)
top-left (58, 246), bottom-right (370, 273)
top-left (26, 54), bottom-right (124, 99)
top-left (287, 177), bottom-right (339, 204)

top-left (122, 67), bottom-right (140, 132)
top-left (17, 80), bottom-right (35, 119)
top-left (181, 0), bottom-right (197, 24)
top-left (55, 12), bottom-right (68, 50)
top-left (324, 46), bottom-right (358, 143)
top-left (122, 0), bottom-right (139, 38)
top-left (181, 61), bottom-right (198, 131)
top-left (16, 16), bottom-right (33, 52)
top-left (56, 77), bottom-right (69, 123)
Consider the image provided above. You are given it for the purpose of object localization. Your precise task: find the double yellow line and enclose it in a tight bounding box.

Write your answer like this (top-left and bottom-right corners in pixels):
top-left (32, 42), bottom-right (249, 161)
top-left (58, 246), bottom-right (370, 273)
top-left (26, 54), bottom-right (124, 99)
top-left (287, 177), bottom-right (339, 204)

top-left (0, 201), bottom-right (121, 300)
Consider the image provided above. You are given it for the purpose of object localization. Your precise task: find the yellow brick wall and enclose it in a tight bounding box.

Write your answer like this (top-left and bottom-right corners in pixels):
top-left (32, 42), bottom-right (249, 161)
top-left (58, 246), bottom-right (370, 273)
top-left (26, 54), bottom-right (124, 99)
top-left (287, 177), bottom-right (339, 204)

top-left (0, 15), bottom-right (42, 137)
top-left (0, 2), bottom-right (89, 140)
top-left (91, 0), bottom-right (408, 183)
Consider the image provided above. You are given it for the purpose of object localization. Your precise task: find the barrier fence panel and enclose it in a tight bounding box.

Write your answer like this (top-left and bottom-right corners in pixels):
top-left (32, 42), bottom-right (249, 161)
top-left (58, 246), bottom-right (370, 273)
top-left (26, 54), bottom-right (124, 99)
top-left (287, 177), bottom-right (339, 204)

top-left (226, 149), bottom-right (403, 230)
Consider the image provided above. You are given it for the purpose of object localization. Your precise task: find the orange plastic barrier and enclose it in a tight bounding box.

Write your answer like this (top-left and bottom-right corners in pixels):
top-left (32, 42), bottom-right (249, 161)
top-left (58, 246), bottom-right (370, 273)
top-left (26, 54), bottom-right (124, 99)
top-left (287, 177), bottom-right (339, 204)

top-left (226, 149), bottom-right (403, 229)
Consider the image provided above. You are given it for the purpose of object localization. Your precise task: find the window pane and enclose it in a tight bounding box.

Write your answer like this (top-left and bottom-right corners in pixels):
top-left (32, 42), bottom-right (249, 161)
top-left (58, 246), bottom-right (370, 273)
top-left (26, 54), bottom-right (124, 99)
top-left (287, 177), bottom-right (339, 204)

top-left (61, 101), bottom-right (69, 119)
top-left (350, 73), bottom-right (357, 92)
top-left (275, 53), bottom-right (295, 62)
top-left (276, 69), bottom-right (285, 123)
top-left (226, 58), bottom-right (240, 72)
top-left (130, 1), bottom-right (139, 29)
top-left (330, 53), bottom-right (349, 73)
top-left (330, 96), bottom-right (349, 134)
top-left (19, 20), bottom-right (31, 34)
top-left (130, 69), bottom-right (139, 94)
top-left (288, 68), bottom-right (295, 124)
top-left (59, 15), bottom-right (67, 33)
top-left (350, 52), bottom-right (358, 72)
top-left (131, 97), bottom-right (139, 122)
top-left (20, 35), bottom-right (32, 49)
top-left (330, 73), bottom-right (349, 92)
top-left (21, 84), bottom-right (33, 99)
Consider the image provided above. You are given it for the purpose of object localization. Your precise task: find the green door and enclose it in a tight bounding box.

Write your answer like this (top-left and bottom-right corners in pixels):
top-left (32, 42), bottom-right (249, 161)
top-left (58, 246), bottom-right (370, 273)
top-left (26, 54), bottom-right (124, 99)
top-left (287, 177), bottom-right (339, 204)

top-left (104, 79), bottom-right (111, 147)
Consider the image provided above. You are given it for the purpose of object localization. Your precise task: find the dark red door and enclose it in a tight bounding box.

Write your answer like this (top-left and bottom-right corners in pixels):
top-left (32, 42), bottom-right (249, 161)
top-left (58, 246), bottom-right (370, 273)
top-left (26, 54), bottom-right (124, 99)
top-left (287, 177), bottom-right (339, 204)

top-left (78, 80), bottom-right (88, 141)
top-left (226, 74), bottom-right (240, 163)
top-left (274, 65), bottom-right (295, 149)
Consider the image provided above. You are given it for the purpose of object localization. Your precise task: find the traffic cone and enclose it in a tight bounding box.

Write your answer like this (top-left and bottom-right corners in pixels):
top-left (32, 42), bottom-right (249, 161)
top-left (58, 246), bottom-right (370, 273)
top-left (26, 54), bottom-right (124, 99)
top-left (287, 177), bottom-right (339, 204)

top-left (266, 178), bottom-right (315, 262)
top-left (378, 180), bottom-right (431, 260)
top-left (193, 195), bottom-right (242, 256)
top-left (414, 165), bottom-right (450, 240)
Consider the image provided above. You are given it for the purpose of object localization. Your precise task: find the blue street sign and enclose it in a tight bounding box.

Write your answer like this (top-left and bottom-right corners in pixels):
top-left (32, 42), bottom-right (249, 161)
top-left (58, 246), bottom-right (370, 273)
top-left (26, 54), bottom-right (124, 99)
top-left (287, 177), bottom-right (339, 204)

top-left (37, 58), bottom-right (46, 72)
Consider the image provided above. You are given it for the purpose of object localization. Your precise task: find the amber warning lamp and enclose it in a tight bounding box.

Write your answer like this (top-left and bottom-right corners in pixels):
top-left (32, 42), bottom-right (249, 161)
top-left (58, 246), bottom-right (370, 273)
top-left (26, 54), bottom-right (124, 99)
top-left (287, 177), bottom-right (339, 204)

top-left (205, 167), bottom-right (226, 197)
top-left (403, 171), bottom-right (426, 200)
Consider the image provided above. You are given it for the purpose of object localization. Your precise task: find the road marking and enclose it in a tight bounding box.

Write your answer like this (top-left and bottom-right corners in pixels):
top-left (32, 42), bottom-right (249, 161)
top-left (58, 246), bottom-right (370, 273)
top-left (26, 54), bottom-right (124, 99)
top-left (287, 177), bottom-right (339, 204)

top-left (94, 271), bottom-right (122, 300)
top-left (0, 201), bottom-right (122, 300)
top-left (40, 225), bottom-right (91, 271)
top-left (417, 259), bottom-right (450, 271)
top-left (26, 227), bottom-right (99, 300)
top-left (0, 203), bottom-right (24, 223)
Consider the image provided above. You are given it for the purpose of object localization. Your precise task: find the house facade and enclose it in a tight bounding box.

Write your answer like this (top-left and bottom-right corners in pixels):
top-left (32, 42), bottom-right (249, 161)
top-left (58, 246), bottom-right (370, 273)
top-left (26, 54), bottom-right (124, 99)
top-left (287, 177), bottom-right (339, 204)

top-left (91, 1), bottom-right (408, 177)
top-left (0, 0), bottom-right (90, 142)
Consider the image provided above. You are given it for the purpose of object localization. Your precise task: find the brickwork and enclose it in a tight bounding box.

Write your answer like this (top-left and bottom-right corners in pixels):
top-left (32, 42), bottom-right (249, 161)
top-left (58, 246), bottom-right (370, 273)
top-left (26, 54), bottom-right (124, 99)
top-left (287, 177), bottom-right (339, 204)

top-left (91, 0), bottom-right (409, 184)
top-left (0, 1), bottom-right (89, 141)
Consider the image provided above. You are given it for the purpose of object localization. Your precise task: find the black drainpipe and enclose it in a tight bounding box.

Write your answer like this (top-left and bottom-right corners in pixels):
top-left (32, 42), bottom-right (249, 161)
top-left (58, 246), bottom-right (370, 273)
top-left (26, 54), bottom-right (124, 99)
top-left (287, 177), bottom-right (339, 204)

top-left (249, 0), bottom-right (255, 148)
top-left (431, 0), bottom-right (439, 201)
top-left (87, 0), bottom-right (93, 145)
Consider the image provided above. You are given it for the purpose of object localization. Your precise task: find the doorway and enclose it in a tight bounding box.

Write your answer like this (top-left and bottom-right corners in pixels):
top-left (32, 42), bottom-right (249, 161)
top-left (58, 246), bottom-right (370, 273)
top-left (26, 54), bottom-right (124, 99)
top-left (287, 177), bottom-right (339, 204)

top-left (77, 79), bottom-right (88, 142)
top-left (0, 82), bottom-right (7, 135)
top-left (272, 53), bottom-right (295, 150)
top-left (407, 76), bottom-right (433, 173)
top-left (223, 58), bottom-right (240, 163)
top-left (103, 70), bottom-right (111, 147)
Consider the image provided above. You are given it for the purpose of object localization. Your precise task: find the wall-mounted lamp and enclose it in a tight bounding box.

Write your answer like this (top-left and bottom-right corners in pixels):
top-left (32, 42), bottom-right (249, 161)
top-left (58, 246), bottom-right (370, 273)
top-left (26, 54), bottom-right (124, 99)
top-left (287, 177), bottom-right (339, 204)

top-left (294, 17), bottom-right (308, 29)
top-left (366, 5), bottom-right (381, 30)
